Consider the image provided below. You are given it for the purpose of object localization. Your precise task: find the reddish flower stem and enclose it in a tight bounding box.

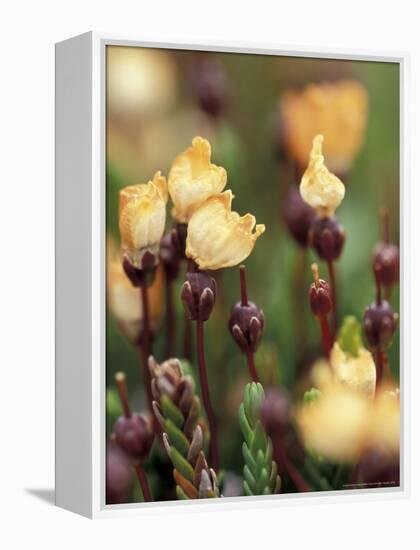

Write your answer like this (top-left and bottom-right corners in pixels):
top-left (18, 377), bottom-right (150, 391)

top-left (272, 438), bottom-right (311, 492)
top-left (139, 284), bottom-right (153, 415)
top-left (375, 349), bottom-right (385, 390)
top-left (164, 277), bottom-right (175, 358)
top-left (318, 315), bottom-right (332, 359)
top-left (327, 260), bottom-right (338, 336)
top-left (246, 351), bottom-right (259, 383)
top-left (196, 319), bottom-right (219, 472)
top-left (134, 464), bottom-right (152, 502)
top-left (115, 372), bottom-right (131, 418)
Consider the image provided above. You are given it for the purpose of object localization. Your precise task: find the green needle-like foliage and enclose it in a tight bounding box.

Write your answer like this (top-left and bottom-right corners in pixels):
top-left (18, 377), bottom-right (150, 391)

top-left (239, 383), bottom-right (281, 496)
top-left (149, 357), bottom-right (220, 499)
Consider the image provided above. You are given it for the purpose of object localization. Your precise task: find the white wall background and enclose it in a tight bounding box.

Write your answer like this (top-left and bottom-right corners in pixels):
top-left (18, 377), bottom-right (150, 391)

top-left (1, 1), bottom-right (419, 548)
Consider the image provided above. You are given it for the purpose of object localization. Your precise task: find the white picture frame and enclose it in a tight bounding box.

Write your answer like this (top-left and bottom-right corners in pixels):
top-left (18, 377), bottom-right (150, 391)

top-left (55, 31), bottom-right (410, 519)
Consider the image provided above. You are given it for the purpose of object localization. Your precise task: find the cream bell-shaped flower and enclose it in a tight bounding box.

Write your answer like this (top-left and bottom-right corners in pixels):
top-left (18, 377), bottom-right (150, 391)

top-left (368, 386), bottom-right (400, 455)
top-left (296, 383), bottom-right (371, 463)
top-left (330, 342), bottom-right (376, 399)
top-left (300, 135), bottom-right (345, 218)
top-left (168, 137), bottom-right (227, 223)
top-left (119, 172), bottom-right (168, 268)
top-left (185, 190), bottom-right (265, 270)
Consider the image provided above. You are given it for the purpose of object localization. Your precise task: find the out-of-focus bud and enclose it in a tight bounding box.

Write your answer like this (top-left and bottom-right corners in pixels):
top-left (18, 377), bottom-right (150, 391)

top-left (300, 135), bottom-right (345, 218)
top-left (296, 383), bottom-right (370, 463)
top-left (119, 172), bottom-right (168, 270)
top-left (181, 270), bottom-right (217, 322)
top-left (363, 300), bottom-right (398, 351)
top-left (280, 80), bottom-right (368, 174)
top-left (191, 57), bottom-right (230, 119)
top-left (106, 443), bottom-right (133, 504)
top-left (260, 387), bottom-right (292, 437)
top-left (309, 274), bottom-right (332, 316)
top-left (159, 230), bottom-right (181, 281)
top-left (282, 186), bottom-right (316, 247)
top-left (186, 190), bottom-right (265, 270)
top-left (373, 243), bottom-right (399, 288)
top-left (229, 301), bottom-right (265, 354)
top-left (168, 137), bottom-right (227, 223)
top-left (309, 215), bottom-right (346, 262)
top-left (114, 412), bottom-right (154, 463)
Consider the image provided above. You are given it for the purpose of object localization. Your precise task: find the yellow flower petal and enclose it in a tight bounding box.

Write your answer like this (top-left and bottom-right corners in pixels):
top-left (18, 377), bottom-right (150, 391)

top-left (330, 342), bottom-right (376, 399)
top-left (185, 190), bottom-right (265, 270)
top-left (300, 134), bottom-right (345, 217)
top-left (280, 80), bottom-right (368, 173)
top-left (168, 137), bottom-right (227, 223)
top-left (296, 383), bottom-right (371, 463)
top-left (119, 172), bottom-right (167, 268)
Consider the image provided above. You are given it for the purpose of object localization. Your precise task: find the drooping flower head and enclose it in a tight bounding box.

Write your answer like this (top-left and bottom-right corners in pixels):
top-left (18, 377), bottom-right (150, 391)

top-left (300, 135), bottom-right (345, 218)
top-left (119, 171), bottom-right (168, 268)
top-left (280, 80), bottom-right (368, 174)
top-left (186, 190), bottom-right (265, 270)
top-left (168, 137), bottom-right (227, 223)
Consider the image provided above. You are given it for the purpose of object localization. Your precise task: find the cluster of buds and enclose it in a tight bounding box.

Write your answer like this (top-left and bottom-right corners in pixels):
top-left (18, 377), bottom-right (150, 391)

top-left (149, 357), bottom-right (219, 499)
top-left (229, 266), bottom-right (265, 355)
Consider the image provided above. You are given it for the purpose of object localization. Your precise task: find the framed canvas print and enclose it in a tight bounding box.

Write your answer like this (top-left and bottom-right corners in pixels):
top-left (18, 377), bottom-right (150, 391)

top-left (55, 32), bottom-right (408, 518)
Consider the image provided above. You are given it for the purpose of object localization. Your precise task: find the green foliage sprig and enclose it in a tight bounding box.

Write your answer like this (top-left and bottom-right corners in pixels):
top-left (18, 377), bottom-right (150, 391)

top-left (149, 357), bottom-right (219, 499)
top-left (239, 382), bottom-right (281, 496)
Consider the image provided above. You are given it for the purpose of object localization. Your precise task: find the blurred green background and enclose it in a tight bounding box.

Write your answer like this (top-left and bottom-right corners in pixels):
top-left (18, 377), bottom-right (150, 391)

top-left (105, 46), bottom-right (399, 498)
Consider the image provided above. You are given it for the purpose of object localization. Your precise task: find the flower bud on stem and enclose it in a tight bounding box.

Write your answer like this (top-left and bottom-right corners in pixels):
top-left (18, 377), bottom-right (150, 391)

top-left (309, 263), bottom-right (333, 359)
top-left (113, 372), bottom-right (153, 502)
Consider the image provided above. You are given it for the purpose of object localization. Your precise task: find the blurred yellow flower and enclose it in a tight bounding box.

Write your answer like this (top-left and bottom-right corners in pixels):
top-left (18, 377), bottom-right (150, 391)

top-left (300, 134), bottom-right (345, 217)
top-left (186, 190), bottom-right (265, 270)
top-left (330, 342), bottom-right (376, 399)
top-left (119, 172), bottom-right (167, 268)
top-left (280, 80), bottom-right (368, 173)
top-left (369, 387), bottom-right (400, 455)
top-left (168, 137), bottom-right (227, 223)
top-left (107, 47), bottom-right (177, 117)
top-left (107, 257), bottom-right (164, 343)
top-left (297, 383), bottom-right (370, 463)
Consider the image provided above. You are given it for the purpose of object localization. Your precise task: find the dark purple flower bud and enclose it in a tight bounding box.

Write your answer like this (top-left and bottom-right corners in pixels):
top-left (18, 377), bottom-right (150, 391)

top-left (229, 301), bottom-right (265, 354)
top-left (363, 300), bottom-right (398, 351)
top-left (358, 448), bottom-right (399, 488)
top-left (309, 216), bottom-right (346, 262)
top-left (372, 243), bottom-right (399, 287)
top-left (191, 58), bottom-right (230, 119)
top-left (260, 387), bottom-right (292, 437)
top-left (114, 413), bottom-right (154, 463)
top-left (283, 186), bottom-right (316, 247)
top-left (181, 270), bottom-right (217, 322)
top-left (106, 443), bottom-right (133, 504)
top-left (309, 278), bottom-right (332, 316)
top-left (122, 250), bottom-right (157, 287)
top-left (159, 230), bottom-right (181, 281)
